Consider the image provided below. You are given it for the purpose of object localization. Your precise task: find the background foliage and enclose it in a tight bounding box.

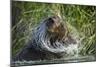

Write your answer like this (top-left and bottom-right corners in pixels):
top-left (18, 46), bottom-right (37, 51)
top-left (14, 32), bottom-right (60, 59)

top-left (12, 1), bottom-right (96, 57)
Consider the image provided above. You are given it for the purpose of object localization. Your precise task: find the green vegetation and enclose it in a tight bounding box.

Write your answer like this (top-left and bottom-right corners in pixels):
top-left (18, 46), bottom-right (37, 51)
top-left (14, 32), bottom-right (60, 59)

top-left (12, 1), bottom-right (96, 57)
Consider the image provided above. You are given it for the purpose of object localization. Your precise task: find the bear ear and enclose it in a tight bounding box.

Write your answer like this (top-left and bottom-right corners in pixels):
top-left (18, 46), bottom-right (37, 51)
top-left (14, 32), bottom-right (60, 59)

top-left (53, 15), bottom-right (60, 19)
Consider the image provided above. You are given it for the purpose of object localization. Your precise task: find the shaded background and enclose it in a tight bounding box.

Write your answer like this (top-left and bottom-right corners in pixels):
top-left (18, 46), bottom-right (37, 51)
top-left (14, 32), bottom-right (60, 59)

top-left (11, 1), bottom-right (96, 59)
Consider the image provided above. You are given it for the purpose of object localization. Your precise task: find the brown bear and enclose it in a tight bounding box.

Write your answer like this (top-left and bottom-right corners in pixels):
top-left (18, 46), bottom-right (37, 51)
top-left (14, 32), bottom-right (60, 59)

top-left (12, 15), bottom-right (77, 63)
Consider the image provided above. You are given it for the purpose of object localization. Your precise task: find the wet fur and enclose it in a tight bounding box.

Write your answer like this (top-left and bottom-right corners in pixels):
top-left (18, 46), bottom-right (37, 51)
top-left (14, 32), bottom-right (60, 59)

top-left (12, 16), bottom-right (77, 62)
